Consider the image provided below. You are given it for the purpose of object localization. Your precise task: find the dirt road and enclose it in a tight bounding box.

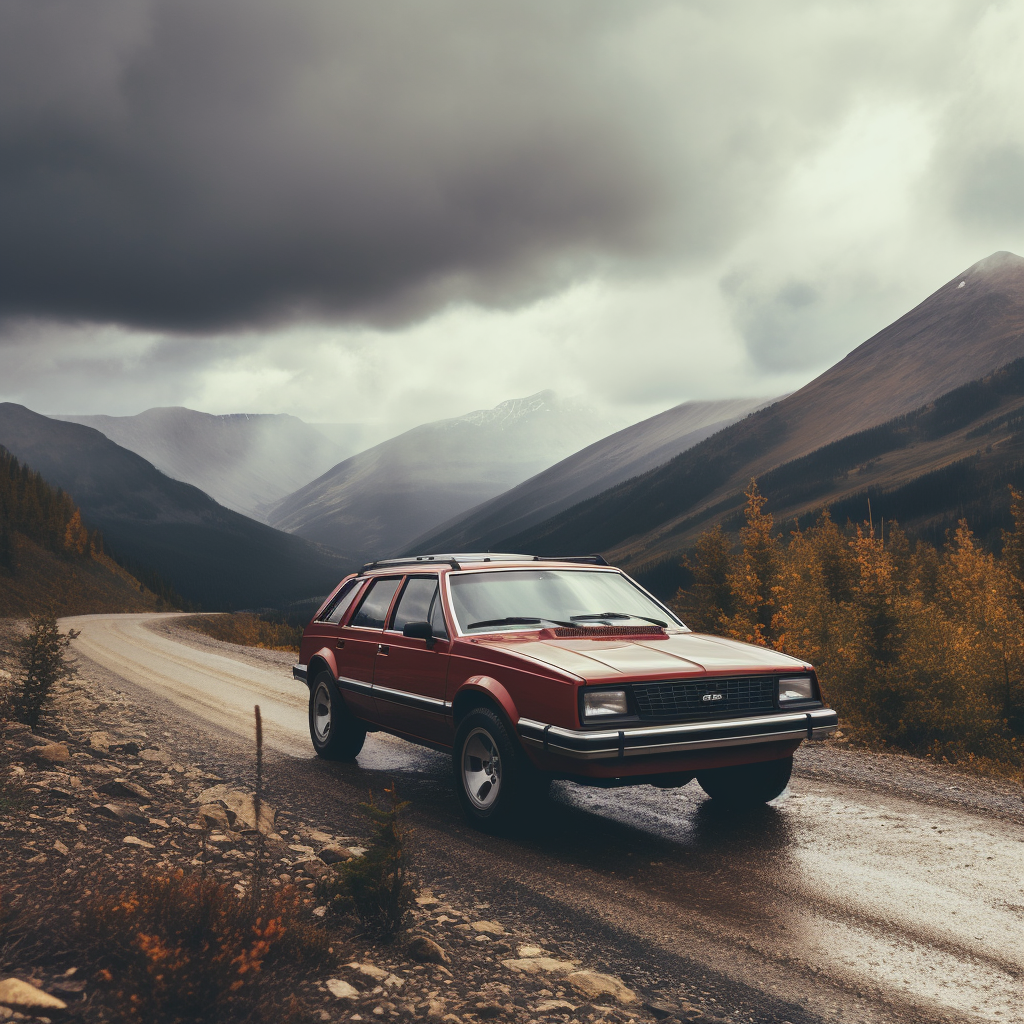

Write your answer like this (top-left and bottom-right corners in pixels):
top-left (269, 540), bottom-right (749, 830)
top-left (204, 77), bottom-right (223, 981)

top-left (66, 612), bottom-right (1023, 1024)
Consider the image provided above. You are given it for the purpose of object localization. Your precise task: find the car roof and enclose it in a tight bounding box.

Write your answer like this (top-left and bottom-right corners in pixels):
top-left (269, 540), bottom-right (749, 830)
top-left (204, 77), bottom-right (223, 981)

top-left (360, 553), bottom-right (610, 575)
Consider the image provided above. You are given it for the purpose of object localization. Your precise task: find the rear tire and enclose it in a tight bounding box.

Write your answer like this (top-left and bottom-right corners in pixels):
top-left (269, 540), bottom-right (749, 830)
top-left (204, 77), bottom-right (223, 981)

top-left (309, 671), bottom-right (366, 761)
top-left (696, 755), bottom-right (792, 807)
top-left (453, 707), bottom-right (548, 831)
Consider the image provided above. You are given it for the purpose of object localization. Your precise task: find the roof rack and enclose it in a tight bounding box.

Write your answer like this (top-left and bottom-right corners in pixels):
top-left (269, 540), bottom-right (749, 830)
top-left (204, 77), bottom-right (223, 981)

top-left (359, 552), bottom-right (610, 573)
top-left (536, 554), bottom-right (609, 566)
top-left (361, 555), bottom-right (463, 573)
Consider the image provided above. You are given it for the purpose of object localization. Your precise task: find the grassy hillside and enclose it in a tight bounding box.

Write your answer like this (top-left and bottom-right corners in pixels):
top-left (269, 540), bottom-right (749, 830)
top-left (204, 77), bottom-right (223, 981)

top-left (0, 404), bottom-right (353, 610)
top-left (0, 534), bottom-right (162, 617)
top-left (0, 446), bottom-right (164, 615)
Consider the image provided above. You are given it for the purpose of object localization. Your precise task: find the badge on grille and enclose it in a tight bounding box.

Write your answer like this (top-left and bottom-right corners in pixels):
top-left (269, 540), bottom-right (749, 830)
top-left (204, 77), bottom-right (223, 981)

top-left (702, 692), bottom-right (724, 702)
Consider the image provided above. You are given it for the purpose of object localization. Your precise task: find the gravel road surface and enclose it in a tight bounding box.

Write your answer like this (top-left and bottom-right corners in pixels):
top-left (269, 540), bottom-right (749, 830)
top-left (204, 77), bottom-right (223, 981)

top-left (65, 612), bottom-right (1023, 1024)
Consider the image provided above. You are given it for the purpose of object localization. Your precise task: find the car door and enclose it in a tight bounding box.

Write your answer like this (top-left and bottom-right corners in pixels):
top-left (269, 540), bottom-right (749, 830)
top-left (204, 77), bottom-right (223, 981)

top-left (372, 574), bottom-right (452, 744)
top-left (336, 575), bottom-right (403, 723)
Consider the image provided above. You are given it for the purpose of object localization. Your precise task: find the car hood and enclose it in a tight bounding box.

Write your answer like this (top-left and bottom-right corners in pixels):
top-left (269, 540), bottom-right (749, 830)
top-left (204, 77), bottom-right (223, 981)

top-left (477, 631), bottom-right (810, 682)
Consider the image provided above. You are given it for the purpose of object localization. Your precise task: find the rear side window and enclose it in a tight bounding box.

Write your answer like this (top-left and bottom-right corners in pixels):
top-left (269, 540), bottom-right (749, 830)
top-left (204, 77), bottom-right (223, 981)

top-left (348, 577), bottom-right (402, 630)
top-left (317, 578), bottom-right (362, 624)
top-left (391, 576), bottom-right (448, 638)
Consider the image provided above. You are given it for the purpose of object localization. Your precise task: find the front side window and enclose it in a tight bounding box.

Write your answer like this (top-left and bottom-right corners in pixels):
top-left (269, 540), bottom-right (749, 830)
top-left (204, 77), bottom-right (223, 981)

top-left (449, 569), bottom-right (681, 634)
top-left (348, 577), bottom-right (402, 630)
top-left (391, 576), bottom-right (448, 638)
top-left (317, 577), bottom-right (363, 624)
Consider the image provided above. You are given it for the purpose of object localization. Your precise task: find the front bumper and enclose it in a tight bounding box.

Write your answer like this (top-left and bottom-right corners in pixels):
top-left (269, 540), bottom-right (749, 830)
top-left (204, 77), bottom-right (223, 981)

top-left (518, 707), bottom-right (838, 761)
top-left (292, 663), bottom-right (308, 684)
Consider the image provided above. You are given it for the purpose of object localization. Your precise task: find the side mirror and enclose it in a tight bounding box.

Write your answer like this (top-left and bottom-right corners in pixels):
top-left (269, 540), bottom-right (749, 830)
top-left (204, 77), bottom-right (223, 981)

top-left (402, 620), bottom-right (436, 647)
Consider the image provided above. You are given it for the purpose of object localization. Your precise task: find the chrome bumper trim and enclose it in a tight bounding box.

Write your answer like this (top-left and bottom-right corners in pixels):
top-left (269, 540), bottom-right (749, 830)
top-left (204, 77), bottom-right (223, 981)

top-left (292, 664), bottom-right (308, 684)
top-left (518, 708), bottom-right (838, 761)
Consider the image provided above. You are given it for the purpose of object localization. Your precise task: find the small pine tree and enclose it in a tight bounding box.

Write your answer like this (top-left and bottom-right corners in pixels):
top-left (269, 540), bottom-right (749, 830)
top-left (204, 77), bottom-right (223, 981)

top-left (315, 783), bottom-right (413, 941)
top-left (9, 615), bottom-right (81, 728)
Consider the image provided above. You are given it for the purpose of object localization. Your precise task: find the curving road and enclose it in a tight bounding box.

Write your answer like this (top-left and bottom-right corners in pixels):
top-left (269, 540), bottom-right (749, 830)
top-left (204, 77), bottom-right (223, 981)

top-left (65, 613), bottom-right (1023, 1024)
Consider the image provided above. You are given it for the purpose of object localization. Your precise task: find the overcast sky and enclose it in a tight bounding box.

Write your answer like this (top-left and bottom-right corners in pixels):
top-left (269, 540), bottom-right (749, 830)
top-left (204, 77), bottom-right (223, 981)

top-left (2, 0), bottom-right (1024, 437)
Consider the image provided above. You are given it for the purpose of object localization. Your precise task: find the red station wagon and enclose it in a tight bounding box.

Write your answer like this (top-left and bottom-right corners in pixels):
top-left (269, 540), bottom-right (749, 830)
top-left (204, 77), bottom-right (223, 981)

top-left (294, 554), bottom-right (838, 829)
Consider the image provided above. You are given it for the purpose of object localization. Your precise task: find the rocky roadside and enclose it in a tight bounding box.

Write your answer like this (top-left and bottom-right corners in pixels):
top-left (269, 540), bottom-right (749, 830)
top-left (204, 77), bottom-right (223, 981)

top-left (0, 636), bottom-right (718, 1024)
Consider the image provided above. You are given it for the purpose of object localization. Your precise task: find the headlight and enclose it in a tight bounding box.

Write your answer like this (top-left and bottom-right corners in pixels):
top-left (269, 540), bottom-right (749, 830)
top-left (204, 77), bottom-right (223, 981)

top-left (583, 690), bottom-right (629, 717)
top-left (778, 676), bottom-right (815, 704)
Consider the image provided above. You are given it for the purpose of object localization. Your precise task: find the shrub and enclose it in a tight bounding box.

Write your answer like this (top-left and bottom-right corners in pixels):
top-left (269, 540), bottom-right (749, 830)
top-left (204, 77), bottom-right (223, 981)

top-left (179, 613), bottom-right (302, 654)
top-left (316, 783), bottom-right (413, 941)
top-left (673, 485), bottom-right (1024, 772)
top-left (6, 614), bottom-right (80, 729)
top-left (86, 870), bottom-right (329, 1023)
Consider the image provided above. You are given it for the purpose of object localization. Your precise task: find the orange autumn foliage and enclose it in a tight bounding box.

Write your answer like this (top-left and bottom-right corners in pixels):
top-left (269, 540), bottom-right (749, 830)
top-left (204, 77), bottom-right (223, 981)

top-left (673, 482), bottom-right (1024, 769)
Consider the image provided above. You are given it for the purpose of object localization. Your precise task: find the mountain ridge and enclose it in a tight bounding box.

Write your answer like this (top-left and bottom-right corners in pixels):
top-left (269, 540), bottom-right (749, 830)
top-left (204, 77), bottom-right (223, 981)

top-left (0, 404), bottom-right (351, 609)
top-left (408, 395), bottom-right (774, 554)
top-left (266, 390), bottom-right (622, 563)
top-left (59, 406), bottom-right (347, 521)
top-left (485, 251), bottom-right (1024, 577)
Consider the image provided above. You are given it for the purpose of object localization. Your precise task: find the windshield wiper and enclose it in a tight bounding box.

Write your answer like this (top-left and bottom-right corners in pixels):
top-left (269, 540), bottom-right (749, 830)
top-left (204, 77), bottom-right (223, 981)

top-left (467, 616), bottom-right (576, 630)
top-left (571, 611), bottom-right (668, 627)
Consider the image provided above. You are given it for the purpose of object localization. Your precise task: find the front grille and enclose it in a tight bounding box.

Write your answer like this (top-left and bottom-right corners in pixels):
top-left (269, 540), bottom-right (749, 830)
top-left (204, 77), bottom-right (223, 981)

top-left (632, 676), bottom-right (776, 721)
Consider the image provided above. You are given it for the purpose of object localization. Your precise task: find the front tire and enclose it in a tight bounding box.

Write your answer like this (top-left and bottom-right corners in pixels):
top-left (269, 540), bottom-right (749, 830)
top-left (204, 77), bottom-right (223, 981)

top-left (696, 755), bottom-right (792, 807)
top-left (453, 707), bottom-right (547, 831)
top-left (309, 671), bottom-right (366, 760)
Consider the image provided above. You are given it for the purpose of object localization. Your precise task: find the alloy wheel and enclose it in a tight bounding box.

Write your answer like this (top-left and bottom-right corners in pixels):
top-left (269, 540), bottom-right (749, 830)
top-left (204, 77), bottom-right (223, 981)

top-left (462, 727), bottom-right (502, 810)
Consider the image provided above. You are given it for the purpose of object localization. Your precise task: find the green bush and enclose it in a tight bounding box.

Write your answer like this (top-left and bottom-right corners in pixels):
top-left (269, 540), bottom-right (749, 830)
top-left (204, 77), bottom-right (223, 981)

top-left (6, 614), bottom-right (80, 729)
top-left (316, 783), bottom-right (414, 941)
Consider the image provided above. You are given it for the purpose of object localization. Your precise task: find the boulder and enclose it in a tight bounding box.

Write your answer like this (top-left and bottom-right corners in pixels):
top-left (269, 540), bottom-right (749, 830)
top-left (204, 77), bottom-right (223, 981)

top-left (0, 978), bottom-right (68, 1010)
top-left (566, 971), bottom-right (637, 1005)
top-left (407, 935), bottom-right (451, 965)
top-left (197, 785), bottom-right (275, 833)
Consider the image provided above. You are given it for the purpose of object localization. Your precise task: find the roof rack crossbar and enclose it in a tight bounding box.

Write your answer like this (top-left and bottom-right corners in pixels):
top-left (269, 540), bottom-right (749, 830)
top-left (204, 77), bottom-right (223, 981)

top-left (361, 555), bottom-right (462, 573)
top-left (535, 554), bottom-right (609, 566)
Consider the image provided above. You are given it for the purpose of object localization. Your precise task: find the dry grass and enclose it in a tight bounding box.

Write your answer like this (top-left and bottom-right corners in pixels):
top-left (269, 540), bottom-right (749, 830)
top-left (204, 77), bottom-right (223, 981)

top-left (0, 536), bottom-right (161, 617)
top-left (178, 613), bottom-right (302, 654)
top-left (84, 870), bottom-right (330, 1023)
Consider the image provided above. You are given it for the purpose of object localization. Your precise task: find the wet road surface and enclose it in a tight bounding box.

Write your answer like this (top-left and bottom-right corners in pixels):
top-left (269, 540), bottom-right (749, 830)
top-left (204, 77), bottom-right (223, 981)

top-left (66, 613), bottom-right (1023, 1024)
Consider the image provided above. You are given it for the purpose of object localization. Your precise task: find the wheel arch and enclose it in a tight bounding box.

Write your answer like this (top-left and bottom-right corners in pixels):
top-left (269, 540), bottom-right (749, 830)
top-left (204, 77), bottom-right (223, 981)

top-left (451, 675), bottom-right (519, 730)
top-left (307, 649), bottom-right (338, 690)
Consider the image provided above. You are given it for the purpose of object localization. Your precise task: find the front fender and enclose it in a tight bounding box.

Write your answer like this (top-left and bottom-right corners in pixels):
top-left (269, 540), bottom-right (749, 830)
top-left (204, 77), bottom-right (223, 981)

top-left (451, 675), bottom-right (519, 725)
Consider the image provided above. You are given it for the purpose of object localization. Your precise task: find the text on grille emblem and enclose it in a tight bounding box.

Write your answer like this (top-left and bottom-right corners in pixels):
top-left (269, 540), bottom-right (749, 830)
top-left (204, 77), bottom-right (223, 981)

top-left (702, 692), bottom-right (724, 702)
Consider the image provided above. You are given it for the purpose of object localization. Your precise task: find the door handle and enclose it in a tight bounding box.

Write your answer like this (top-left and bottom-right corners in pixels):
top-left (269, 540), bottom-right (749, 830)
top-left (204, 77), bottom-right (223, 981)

top-left (335, 639), bottom-right (345, 649)
top-left (378, 644), bottom-right (389, 655)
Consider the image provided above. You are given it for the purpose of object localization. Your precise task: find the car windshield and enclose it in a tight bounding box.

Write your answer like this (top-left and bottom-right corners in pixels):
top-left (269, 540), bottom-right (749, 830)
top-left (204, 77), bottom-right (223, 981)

top-left (448, 569), bottom-right (683, 634)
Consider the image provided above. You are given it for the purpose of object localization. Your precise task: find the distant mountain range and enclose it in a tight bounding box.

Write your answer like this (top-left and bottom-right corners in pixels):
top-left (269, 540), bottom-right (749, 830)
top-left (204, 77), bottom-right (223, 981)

top-left (440, 251), bottom-right (1024, 595)
top-left (0, 404), bottom-right (350, 609)
top-left (410, 395), bottom-right (773, 554)
top-left (265, 391), bottom-right (622, 564)
top-left (59, 407), bottom-right (348, 521)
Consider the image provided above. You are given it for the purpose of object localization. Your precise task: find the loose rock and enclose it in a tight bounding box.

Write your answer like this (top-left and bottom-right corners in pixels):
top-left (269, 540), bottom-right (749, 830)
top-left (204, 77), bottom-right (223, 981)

top-left (0, 978), bottom-right (68, 1011)
top-left (31, 743), bottom-right (70, 764)
top-left (326, 979), bottom-right (360, 1001)
top-left (407, 935), bottom-right (451, 965)
top-left (567, 971), bottom-right (637, 1005)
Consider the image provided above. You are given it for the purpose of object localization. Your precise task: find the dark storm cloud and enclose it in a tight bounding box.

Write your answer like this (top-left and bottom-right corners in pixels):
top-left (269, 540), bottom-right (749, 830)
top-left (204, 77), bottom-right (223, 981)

top-left (0, 0), bottom-right (722, 332)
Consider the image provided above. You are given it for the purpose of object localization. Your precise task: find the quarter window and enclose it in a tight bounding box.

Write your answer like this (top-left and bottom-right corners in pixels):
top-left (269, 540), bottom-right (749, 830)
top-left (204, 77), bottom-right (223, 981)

top-left (348, 577), bottom-right (402, 630)
top-left (316, 578), bottom-right (363, 624)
